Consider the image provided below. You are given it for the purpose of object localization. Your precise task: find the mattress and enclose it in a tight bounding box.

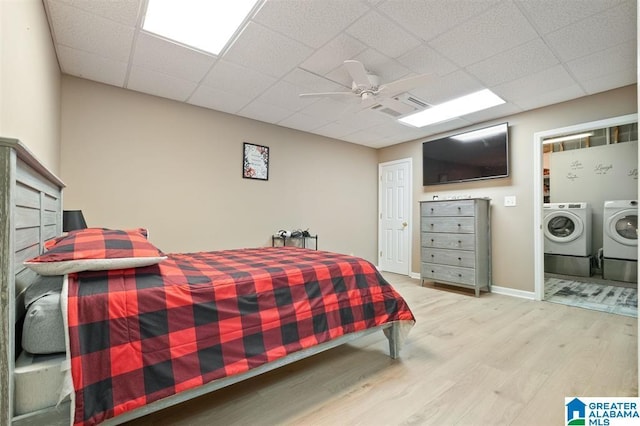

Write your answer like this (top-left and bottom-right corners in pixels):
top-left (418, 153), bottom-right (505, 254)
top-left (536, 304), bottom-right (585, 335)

top-left (14, 351), bottom-right (67, 415)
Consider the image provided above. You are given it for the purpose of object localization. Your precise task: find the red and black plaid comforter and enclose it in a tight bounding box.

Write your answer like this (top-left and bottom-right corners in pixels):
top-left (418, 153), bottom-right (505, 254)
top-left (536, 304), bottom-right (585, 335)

top-left (67, 247), bottom-right (415, 425)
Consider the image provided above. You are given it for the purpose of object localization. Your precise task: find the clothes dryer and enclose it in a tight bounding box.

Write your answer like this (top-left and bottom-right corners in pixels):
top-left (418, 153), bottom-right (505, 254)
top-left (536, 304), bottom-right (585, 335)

top-left (603, 200), bottom-right (637, 260)
top-left (543, 202), bottom-right (592, 256)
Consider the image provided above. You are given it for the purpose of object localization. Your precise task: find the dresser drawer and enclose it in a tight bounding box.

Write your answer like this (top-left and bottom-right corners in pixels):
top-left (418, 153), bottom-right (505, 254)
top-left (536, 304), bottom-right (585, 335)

top-left (420, 216), bottom-right (475, 234)
top-left (421, 200), bottom-right (475, 217)
top-left (422, 232), bottom-right (475, 250)
top-left (422, 248), bottom-right (475, 268)
top-left (421, 263), bottom-right (476, 286)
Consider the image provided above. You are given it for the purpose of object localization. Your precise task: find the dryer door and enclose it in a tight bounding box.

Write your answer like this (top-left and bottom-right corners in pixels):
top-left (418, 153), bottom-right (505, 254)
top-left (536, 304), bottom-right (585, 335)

top-left (606, 209), bottom-right (638, 246)
top-left (544, 211), bottom-right (584, 243)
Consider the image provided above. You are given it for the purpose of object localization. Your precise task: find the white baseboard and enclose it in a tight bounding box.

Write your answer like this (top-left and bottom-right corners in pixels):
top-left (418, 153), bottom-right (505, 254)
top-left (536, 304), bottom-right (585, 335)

top-left (397, 272), bottom-right (537, 300)
top-left (408, 272), bottom-right (535, 300)
top-left (491, 285), bottom-right (536, 300)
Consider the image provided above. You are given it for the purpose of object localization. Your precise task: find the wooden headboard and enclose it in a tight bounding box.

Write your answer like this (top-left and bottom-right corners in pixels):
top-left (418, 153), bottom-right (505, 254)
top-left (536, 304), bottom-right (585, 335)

top-left (0, 137), bottom-right (65, 424)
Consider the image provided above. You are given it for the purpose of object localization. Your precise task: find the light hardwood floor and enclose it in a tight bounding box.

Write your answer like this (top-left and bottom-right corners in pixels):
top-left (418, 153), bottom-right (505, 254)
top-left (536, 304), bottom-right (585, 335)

top-left (128, 273), bottom-right (637, 425)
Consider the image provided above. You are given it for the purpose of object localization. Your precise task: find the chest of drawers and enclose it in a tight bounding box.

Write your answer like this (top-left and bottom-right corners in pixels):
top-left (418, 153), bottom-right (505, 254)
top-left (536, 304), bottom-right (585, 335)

top-left (420, 198), bottom-right (491, 296)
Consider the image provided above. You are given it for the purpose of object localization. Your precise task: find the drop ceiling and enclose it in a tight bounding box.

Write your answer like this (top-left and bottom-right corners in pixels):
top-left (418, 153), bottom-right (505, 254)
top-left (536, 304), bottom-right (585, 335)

top-left (43, 0), bottom-right (637, 148)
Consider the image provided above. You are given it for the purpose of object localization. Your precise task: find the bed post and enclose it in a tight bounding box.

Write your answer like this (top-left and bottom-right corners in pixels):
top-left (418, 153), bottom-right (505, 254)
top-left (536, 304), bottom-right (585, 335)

top-left (387, 322), bottom-right (400, 360)
top-left (0, 144), bottom-right (16, 426)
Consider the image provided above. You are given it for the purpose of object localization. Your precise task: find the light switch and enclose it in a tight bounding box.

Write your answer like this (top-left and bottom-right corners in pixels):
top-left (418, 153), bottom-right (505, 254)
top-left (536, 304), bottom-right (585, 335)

top-left (504, 195), bottom-right (517, 207)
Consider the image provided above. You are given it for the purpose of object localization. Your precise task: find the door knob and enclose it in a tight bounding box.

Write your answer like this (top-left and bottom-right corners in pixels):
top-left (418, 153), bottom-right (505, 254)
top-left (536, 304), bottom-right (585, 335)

top-left (402, 222), bottom-right (408, 228)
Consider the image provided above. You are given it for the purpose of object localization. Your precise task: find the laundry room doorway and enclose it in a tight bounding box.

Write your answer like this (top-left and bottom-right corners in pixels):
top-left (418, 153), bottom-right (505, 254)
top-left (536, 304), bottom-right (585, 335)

top-left (533, 113), bottom-right (638, 314)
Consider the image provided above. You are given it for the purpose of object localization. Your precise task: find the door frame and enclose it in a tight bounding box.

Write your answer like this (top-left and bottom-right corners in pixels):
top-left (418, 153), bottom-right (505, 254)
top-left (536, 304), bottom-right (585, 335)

top-left (532, 113), bottom-right (638, 300)
top-left (378, 158), bottom-right (413, 275)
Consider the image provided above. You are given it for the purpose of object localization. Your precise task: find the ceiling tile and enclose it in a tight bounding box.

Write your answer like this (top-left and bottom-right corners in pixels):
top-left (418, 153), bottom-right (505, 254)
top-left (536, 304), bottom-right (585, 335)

top-left (254, 80), bottom-right (319, 112)
top-left (56, 45), bottom-right (128, 86)
top-left (545, 1), bottom-right (636, 61)
top-left (429, 1), bottom-right (539, 67)
top-left (278, 112), bottom-right (328, 132)
top-left (132, 33), bottom-right (217, 83)
top-left (409, 69), bottom-right (485, 105)
top-left (566, 40), bottom-right (637, 83)
top-left (378, 0), bottom-right (501, 42)
top-left (345, 10), bottom-right (422, 59)
top-left (253, 0), bottom-right (369, 49)
top-left (47, 0), bottom-right (135, 62)
top-left (47, 0), bottom-right (141, 26)
top-left (283, 68), bottom-right (346, 93)
top-left (467, 38), bottom-right (559, 87)
top-left (223, 22), bottom-right (313, 78)
top-left (299, 34), bottom-right (367, 76)
top-left (314, 121), bottom-right (361, 139)
top-left (127, 66), bottom-right (197, 102)
top-left (513, 84), bottom-right (586, 110)
top-left (493, 65), bottom-right (580, 102)
top-left (396, 45), bottom-right (459, 76)
top-left (237, 100), bottom-right (294, 124)
top-left (515, 0), bottom-right (627, 35)
top-left (201, 60), bottom-right (277, 100)
top-left (188, 86), bottom-right (252, 114)
top-left (300, 98), bottom-right (359, 122)
top-left (579, 70), bottom-right (637, 95)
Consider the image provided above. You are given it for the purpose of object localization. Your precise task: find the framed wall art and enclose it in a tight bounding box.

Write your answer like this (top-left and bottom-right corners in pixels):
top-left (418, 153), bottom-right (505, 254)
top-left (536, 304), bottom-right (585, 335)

top-left (243, 142), bottom-right (269, 181)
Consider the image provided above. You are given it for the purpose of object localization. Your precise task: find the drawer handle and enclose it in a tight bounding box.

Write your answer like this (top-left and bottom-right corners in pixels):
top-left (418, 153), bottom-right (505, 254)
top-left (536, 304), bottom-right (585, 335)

top-left (458, 240), bottom-right (462, 244)
top-left (430, 223), bottom-right (434, 227)
top-left (431, 254), bottom-right (435, 258)
top-left (458, 257), bottom-right (462, 261)
top-left (457, 223), bottom-right (461, 227)
top-left (458, 273), bottom-right (462, 277)
top-left (431, 270), bottom-right (435, 273)
top-left (431, 238), bottom-right (435, 242)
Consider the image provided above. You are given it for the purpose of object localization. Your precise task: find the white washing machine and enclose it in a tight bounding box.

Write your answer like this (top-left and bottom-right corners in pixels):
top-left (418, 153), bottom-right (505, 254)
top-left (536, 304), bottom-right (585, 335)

top-left (544, 202), bottom-right (592, 256)
top-left (603, 200), bottom-right (638, 260)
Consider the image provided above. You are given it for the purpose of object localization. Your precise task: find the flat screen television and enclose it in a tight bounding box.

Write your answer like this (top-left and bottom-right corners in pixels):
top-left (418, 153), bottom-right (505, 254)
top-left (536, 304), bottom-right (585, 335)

top-left (422, 122), bottom-right (509, 186)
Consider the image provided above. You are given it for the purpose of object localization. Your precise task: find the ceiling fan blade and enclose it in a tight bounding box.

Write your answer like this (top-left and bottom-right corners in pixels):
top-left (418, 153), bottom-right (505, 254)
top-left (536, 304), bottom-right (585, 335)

top-left (343, 60), bottom-right (371, 88)
top-left (299, 91), bottom-right (354, 98)
top-left (378, 73), bottom-right (434, 96)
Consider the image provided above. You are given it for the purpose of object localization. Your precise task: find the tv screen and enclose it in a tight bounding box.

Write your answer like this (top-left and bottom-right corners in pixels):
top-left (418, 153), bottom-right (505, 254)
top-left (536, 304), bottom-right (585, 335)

top-left (422, 123), bottom-right (509, 185)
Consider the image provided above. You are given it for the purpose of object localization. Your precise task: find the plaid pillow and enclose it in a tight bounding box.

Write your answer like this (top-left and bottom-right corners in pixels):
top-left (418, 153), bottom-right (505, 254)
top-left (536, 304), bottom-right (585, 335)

top-left (43, 227), bottom-right (149, 250)
top-left (25, 228), bottom-right (166, 276)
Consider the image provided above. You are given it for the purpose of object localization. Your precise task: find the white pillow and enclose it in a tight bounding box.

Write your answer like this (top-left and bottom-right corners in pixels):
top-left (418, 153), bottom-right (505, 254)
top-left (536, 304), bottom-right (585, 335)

top-left (24, 256), bottom-right (167, 276)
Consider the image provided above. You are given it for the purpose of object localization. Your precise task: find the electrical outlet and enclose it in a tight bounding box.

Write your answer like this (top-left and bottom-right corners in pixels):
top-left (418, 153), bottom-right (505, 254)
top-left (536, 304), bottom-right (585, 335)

top-left (504, 195), bottom-right (517, 207)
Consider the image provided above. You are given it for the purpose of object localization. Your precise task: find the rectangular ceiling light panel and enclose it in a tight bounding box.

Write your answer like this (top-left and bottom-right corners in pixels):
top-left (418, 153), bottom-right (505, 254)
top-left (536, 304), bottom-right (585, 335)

top-left (398, 89), bottom-right (505, 128)
top-left (143, 0), bottom-right (260, 55)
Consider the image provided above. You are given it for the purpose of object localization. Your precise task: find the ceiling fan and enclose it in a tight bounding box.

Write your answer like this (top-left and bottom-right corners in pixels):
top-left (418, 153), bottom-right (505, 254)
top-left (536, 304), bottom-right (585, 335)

top-left (299, 60), bottom-right (433, 107)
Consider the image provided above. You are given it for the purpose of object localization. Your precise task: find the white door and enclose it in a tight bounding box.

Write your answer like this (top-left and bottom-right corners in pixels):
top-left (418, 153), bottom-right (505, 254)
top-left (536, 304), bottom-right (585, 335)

top-left (379, 159), bottom-right (412, 275)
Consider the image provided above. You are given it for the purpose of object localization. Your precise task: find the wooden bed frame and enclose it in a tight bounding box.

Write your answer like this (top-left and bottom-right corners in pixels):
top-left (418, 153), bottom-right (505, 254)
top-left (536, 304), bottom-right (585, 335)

top-left (0, 138), bottom-right (403, 426)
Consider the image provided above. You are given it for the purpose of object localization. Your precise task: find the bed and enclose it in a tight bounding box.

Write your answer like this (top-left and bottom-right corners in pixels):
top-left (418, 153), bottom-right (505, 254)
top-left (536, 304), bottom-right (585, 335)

top-left (1, 138), bottom-right (415, 425)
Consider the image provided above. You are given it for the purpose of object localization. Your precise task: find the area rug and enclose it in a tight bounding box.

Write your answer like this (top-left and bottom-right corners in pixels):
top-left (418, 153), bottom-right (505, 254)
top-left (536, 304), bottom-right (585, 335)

top-left (545, 277), bottom-right (637, 318)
